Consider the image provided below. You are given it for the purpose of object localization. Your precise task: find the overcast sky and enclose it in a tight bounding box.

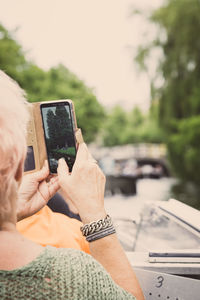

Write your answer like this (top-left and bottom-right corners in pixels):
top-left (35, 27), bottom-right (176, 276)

top-left (0, 0), bottom-right (163, 110)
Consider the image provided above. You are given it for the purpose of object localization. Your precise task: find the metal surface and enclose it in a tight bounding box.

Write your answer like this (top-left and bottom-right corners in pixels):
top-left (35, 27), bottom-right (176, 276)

top-left (134, 268), bottom-right (200, 300)
top-left (126, 251), bottom-right (200, 276)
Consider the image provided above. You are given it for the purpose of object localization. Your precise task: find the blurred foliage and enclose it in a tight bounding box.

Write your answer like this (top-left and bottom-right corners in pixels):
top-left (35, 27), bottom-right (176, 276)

top-left (171, 180), bottom-right (200, 210)
top-left (168, 116), bottom-right (200, 185)
top-left (135, 0), bottom-right (200, 189)
top-left (102, 102), bottom-right (164, 146)
top-left (0, 24), bottom-right (26, 82)
top-left (103, 106), bottom-right (129, 146)
top-left (0, 22), bottom-right (164, 146)
top-left (0, 24), bottom-right (105, 143)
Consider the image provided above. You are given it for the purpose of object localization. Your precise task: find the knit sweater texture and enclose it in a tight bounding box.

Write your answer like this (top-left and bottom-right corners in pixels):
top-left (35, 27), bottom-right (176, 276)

top-left (0, 246), bottom-right (137, 299)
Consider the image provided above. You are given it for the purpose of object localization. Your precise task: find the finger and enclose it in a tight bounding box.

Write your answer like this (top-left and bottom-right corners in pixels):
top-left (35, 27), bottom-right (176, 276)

top-left (34, 160), bottom-right (49, 182)
top-left (38, 181), bottom-right (50, 205)
top-left (80, 143), bottom-right (95, 161)
top-left (88, 157), bottom-right (97, 164)
top-left (50, 176), bottom-right (58, 184)
top-left (75, 128), bottom-right (84, 144)
top-left (57, 158), bottom-right (69, 178)
top-left (88, 151), bottom-right (96, 161)
top-left (48, 180), bottom-right (60, 198)
top-left (100, 170), bottom-right (106, 200)
top-left (74, 143), bottom-right (89, 166)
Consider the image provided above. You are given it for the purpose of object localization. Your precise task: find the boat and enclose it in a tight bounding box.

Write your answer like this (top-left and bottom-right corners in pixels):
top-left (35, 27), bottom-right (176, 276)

top-left (113, 199), bottom-right (200, 299)
top-left (105, 174), bottom-right (137, 195)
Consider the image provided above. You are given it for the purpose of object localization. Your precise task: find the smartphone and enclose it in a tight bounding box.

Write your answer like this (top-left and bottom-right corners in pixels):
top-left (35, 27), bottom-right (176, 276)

top-left (40, 100), bottom-right (77, 173)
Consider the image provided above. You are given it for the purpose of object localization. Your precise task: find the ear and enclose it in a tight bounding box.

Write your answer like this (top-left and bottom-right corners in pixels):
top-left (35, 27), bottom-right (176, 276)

top-left (15, 159), bottom-right (24, 182)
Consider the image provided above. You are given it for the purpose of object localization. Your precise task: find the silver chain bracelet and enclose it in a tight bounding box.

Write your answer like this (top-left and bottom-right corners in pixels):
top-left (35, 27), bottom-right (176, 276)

top-left (80, 215), bottom-right (113, 237)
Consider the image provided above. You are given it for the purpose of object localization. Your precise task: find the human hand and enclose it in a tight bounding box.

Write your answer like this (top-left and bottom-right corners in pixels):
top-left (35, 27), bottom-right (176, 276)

top-left (57, 143), bottom-right (106, 224)
top-left (17, 161), bottom-right (59, 221)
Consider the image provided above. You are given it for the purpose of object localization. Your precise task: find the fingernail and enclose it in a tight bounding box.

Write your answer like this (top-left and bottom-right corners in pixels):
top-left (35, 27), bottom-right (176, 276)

top-left (58, 158), bottom-right (65, 164)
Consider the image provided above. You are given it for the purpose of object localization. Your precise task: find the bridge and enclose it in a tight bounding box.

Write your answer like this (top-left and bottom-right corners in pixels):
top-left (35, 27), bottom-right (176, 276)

top-left (89, 144), bottom-right (170, 195)
top-left (90, 143), bottom-right (169, 174)
top-left (90, 143), bottom-right (167, 160)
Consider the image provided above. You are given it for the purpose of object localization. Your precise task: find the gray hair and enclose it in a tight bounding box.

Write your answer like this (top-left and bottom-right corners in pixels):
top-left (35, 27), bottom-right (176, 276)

top-left (0, 70), bottom-right (29, 224)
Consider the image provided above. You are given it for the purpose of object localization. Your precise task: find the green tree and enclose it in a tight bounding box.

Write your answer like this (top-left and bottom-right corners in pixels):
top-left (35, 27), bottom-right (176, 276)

top-left (103, 104), bottom-right (163, 146)
top-left (103, 106), bottom-right (129, 146)
top-left (55, 105), bottom-right (73, 148)
top-left (0, 24), bottom-right (26, 82)
top-left (46, 109), bottom-right (57, 149)
top-left (0, 23), bottom-right (105, 143)
top-left (21, 64), bottom-right (105, 143)
top-left (124, 107), bottom-right (144, 144)
top-left (18, 64), bottom-right (47, 101)
top-left (135, 0), bottom-right (200, 186)
top-left (125, 104), bottom-right (163, 144)
top-left (44, 65), bottom-right (105, 143)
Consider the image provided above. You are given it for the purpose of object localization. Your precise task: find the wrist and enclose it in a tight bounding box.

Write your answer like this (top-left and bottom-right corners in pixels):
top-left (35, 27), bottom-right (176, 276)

top-left (80, 214), bottom-right (116, 243)
top-left (80, 209), bottom-right (107, 224)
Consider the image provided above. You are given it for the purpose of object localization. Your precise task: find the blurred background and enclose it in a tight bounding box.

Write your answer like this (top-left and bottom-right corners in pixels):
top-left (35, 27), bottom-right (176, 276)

top-left (0, 0), bottom-right (200, 214)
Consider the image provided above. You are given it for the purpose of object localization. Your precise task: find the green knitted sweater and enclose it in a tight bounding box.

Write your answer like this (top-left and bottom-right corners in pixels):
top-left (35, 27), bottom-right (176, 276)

top-left (0, 246), bottom-right (137, 299)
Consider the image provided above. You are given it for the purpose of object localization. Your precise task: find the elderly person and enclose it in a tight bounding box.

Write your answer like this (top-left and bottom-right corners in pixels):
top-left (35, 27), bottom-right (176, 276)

top-left (0, 70), bottom-right (144, 300)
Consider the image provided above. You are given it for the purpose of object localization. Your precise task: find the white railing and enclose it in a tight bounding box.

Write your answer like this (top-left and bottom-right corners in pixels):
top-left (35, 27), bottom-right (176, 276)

top-left (89, 144), bottom-right (167, 160)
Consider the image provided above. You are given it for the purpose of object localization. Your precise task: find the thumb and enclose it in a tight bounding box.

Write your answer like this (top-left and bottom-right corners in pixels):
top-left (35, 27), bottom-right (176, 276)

top-left (34, 160), bottom-right (49, 182)
top-left (57, 158), bottom-right (69, 179)
top-left (74, 143), bottom-right (89, 166)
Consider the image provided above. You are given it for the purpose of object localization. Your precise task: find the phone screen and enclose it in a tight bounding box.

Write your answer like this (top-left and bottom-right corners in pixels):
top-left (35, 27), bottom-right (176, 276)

top-left (40, 101), bottom-right (77, 173)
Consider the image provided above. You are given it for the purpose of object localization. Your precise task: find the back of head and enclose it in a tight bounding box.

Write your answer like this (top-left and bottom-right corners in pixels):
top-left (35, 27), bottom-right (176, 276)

top-left (0, 71), bottom-right (29, 221)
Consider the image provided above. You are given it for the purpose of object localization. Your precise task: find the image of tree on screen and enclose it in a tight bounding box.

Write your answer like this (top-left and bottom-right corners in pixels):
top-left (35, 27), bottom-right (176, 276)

top-left (46, 106), bottom-right (76, 162)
